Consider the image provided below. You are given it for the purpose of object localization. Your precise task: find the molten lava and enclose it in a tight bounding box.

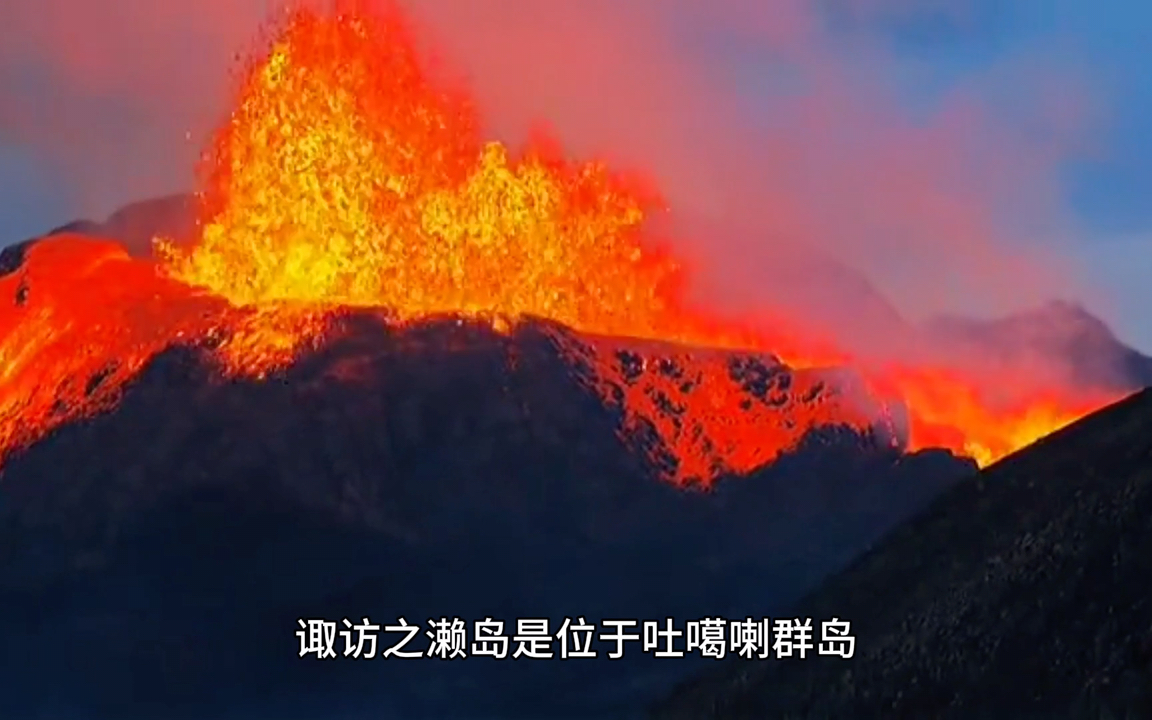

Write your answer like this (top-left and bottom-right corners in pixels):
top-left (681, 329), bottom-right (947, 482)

top-left (0, 3), bottom-right (1122, 481)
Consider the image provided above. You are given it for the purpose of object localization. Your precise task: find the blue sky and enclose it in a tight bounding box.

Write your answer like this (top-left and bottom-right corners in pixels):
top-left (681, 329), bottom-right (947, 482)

top-left (704, 0), bottom-right (1151, 349)
top-left (880, 0), bottom-right (1152, 236)
top-left (0, 0), bottom-right (1148, 350)
top-left (859, 0), bottom-right (1152, 349)
top-left (0, 146), bottom-right (72, 242)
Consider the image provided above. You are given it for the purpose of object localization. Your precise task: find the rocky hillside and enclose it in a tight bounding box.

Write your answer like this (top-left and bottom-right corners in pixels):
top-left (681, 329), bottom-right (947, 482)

top-left (0, 197), bottom-right (1146, 718)
top-left (0, 306), bottom-right (972, 719)
top-left (654, 387), bottom-right (1152, 720)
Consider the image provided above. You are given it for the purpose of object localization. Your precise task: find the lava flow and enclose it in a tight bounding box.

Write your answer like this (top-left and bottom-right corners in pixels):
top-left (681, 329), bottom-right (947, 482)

top-left (0, 2), bottom-right (1123, 482)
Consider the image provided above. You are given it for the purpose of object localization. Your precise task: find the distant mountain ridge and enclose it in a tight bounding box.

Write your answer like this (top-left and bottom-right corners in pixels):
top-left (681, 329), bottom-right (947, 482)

top-left (45, 193), bottom-right (198, 256)
top-left (925, 300), bottom-right (1152, 391)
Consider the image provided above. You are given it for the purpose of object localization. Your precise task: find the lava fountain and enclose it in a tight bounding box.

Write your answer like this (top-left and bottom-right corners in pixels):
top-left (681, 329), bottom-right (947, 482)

top-left (0, 2), bottom-right (1120, 482)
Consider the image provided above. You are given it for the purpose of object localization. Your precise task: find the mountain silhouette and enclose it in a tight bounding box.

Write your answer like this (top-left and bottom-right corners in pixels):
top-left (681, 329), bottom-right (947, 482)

top-left (654, 387), bottom-right (1152, 720)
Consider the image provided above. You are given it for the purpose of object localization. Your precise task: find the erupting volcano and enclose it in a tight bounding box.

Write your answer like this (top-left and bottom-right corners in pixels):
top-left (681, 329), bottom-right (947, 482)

top-left (0, 2), bottom-right (1124, 482)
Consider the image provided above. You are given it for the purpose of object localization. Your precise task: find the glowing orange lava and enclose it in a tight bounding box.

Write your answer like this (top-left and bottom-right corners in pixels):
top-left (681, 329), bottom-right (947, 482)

top-left (0, 3), bottom-right (1122, 481)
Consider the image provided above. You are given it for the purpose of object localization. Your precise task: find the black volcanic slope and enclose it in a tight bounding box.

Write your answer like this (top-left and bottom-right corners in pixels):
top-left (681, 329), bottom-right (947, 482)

top-left (2, 200), bottom-right (1147, 718)
top-left (0, 309), bottom-right (973, 720)
top-left (653, 387), bottom-right (1152, 720)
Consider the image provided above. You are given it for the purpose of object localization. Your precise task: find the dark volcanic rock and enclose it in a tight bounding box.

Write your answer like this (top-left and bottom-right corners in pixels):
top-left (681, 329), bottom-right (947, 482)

top-left (0, 314), bottom-right (972, 720)
top-left (653, 387), bottom-right (1152, 720)
top-left (0, 238), bottom-right (35, 276)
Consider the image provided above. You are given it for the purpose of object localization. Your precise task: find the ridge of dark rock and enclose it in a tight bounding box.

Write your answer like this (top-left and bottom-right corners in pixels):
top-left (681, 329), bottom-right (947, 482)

top-left (0, 312), bottom-right (973, 719)
top-left (4, 200), bottom-right (1146, 717)
top-left (653, 387), bottom-right (1152, 720)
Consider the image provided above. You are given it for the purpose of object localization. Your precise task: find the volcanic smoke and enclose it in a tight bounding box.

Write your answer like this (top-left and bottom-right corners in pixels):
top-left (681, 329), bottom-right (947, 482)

top-left (0, 3), bottom-right (1121, 483)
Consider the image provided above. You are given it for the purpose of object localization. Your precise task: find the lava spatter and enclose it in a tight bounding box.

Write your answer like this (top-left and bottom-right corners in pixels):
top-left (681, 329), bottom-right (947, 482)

top-left (0, 2), bottom-right (1121, 482)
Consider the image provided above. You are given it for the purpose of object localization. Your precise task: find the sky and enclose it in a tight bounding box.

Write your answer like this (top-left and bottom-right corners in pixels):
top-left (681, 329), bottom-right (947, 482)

top-left (876, 0), bottom-right (1152, 351)
top-left (0, 0), bottom-right (1148, 351)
